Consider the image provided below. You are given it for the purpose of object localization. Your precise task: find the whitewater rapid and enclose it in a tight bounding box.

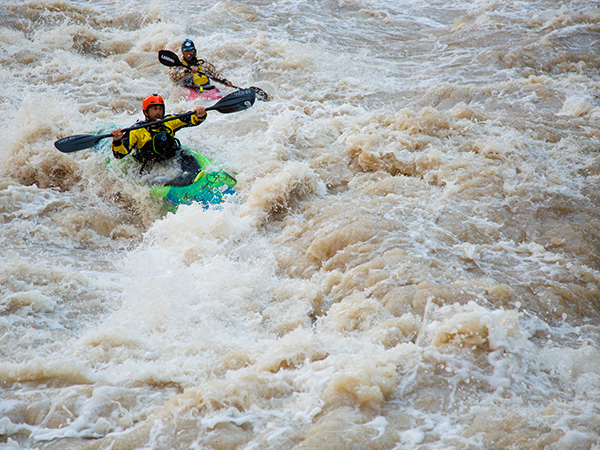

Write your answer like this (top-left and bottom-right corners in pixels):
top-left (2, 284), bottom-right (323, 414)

top-left (1, 1), bottom-right (600, 449)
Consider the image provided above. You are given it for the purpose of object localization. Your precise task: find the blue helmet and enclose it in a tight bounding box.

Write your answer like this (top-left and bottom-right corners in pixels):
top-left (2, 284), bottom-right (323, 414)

top-left (181, 39), bottom-right (195, 52)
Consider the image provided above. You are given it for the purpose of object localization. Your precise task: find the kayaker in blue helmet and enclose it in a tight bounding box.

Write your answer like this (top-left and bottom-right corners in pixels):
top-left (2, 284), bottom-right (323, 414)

top-left (168, 39), bottom-right (233, 90)
top-left (110, 94), bottom-right (206, 171)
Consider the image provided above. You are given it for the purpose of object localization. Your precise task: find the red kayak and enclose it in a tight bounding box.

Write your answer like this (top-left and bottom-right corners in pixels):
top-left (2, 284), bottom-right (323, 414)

top-left (182, 85), bottom-right (223, 101)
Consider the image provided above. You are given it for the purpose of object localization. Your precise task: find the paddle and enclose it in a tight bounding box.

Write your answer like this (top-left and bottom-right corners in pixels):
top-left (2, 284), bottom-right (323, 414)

top-left (54, 89), bottom-right (256, 153)
top-left (158, 49), bottom-right (269, 102)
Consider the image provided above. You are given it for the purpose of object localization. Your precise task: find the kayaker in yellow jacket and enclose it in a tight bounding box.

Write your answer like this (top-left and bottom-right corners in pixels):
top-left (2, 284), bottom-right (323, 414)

top-left (168, 39), bottom-right (233, 90)
top-left (110, 94), bottom-right (206, 170)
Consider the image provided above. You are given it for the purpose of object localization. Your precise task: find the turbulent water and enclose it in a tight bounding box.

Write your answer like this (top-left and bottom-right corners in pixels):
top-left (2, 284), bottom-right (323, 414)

top-left (1, 0), bottom-right (600, 449)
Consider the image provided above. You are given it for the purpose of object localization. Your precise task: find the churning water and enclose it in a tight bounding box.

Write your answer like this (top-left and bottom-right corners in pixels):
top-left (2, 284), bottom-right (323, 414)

top-left (1, 0), bottom-right (600, 449)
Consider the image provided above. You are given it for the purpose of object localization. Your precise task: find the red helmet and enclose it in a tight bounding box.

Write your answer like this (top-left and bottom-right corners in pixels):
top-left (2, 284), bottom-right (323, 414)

top-left (142, 94), bottom-right (164, 112)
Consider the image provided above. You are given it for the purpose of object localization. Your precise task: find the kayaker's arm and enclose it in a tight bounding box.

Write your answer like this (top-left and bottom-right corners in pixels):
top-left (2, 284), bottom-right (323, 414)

top-left (111, 127), bottom-right (136, 159)
top-left (199, 59), bottom-right (233, 87)
top-left (169, 108), bottom-right (207, 129)
top-left (111, 128), bottom-right (127, 158)
top-left (168, 67), bottom-right (189, 82)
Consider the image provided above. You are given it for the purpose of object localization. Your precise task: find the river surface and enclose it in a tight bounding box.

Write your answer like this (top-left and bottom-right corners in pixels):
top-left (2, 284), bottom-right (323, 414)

top-left (1, 1), bottom-right (600, 449)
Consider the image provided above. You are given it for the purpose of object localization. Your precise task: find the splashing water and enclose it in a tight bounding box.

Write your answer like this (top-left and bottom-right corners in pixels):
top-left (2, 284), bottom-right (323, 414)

top-left (1, 0), bottom-right (600, 449)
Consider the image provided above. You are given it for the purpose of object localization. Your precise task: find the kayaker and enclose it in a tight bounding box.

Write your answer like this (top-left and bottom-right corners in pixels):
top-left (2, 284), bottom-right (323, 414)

top-left (168, 39), bottom-right (233, 91)
top-left (110, 94), bottom-right (206, 170)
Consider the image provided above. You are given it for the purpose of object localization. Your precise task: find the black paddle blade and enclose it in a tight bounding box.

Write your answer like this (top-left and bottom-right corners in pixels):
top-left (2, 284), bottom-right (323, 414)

top-left (158, 50), bottom-right (183, 67)
top-left (250, 87), bottom-right (269, 102)
top-left (54, 133), bottom-right (108, 153)
top-left (208, 88), bottom-right (255, 114)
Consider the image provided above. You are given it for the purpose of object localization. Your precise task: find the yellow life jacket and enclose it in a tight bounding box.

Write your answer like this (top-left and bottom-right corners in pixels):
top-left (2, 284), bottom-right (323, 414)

top-left (182, 58), bottom-right (210, 86)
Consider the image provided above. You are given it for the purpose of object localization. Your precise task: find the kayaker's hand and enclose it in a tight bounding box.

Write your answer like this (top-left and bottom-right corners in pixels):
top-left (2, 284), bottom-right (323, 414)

top-left (111, 128), bottom-right (123, 141)
top-left (195, 107), bottom-right (206, 118)
top-left (224, 80), bottom-right (233, 87)
top-left (190, 66), bottom-right (198, 74)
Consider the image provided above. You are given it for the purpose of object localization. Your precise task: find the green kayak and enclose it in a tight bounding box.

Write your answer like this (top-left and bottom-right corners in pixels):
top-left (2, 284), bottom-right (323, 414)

top-left (92, 130), bottom-right (236, 212)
